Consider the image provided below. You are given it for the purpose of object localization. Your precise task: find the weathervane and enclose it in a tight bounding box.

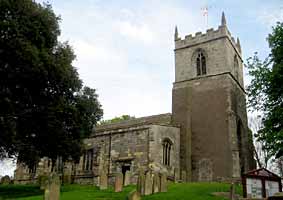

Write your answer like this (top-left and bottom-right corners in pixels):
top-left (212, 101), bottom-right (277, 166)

top-left (201, 6), bottom-right (208, 28)
top-left (201, 5), bottom-right (212, 28)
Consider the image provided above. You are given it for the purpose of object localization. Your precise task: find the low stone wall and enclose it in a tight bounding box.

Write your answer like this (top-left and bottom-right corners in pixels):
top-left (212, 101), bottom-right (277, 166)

top-left (73, 175), bottom-right (94, 185)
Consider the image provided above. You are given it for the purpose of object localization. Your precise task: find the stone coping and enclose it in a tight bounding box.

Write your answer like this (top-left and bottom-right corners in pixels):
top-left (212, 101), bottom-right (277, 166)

top-left (92, 113), bottom-right (173, 134)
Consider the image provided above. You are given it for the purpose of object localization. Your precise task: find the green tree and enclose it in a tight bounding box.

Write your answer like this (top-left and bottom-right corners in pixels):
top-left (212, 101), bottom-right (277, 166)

top-left (0, 0), bottom-right (103, 169)
top-left (99, 115), bottom-right (135, 125)
top-left (246, 22), bottom-right (283, 159)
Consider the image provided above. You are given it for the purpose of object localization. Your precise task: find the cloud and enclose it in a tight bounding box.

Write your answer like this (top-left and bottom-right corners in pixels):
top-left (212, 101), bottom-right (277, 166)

top-left (49, 0), bottom-right (205, 120)
top-left (117, 21), bottom-right (155, 44)
top-left (0, 159), bottom-right (16, 177)
top-left (257, 6), bottom-right (283, 27)
top-left (5, 0), bottom-right (277, 177)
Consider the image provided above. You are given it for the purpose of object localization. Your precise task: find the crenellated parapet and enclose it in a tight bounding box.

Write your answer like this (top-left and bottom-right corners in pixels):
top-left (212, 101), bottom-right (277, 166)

top-left (174, 12), bottom-right (242, 58)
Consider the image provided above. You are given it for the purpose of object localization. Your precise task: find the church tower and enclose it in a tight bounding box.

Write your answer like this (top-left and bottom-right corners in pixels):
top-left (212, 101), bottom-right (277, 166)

top-left (172, 13), bottom-right (255, 181)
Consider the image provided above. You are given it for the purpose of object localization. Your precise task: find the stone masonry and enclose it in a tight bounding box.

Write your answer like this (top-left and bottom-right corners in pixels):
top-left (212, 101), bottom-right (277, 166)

top-left (14, 12), bottom-right (255, 184)
top-left (172, 12), bottom-right (255, 181)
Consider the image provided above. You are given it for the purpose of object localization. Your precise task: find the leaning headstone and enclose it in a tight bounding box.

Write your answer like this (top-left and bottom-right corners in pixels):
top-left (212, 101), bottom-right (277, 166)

top-left (181, 170), bottom-right (187, 182)
top-left (144, 171), bottom-right (153, 195)
top-left (114, 173), bottom-right (123, 192)
top-left (137, 170), bottom-right (145, 195)
top-left (44, 173), bottom-right (60, 200)
top-left (229, 182), bottom-right (235, 200)
top-left (153, 172), bottom-right (160, 193)
top-left (124, 171), bottom-right (131, 186)
top-left (127, 190), bottom-right (141, 200)
top-left (160, 173), bottom-right (167, 192)
top-left (99, 170), bottom-right (108, 190)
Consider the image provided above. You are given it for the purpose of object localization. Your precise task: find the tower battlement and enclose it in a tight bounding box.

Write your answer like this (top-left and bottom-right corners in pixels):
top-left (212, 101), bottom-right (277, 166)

top-left (174, 12), bottom-right (241, 56)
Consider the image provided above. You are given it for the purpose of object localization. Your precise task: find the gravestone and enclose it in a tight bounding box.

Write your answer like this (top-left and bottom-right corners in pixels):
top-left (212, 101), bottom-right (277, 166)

top-left (181, 170), bottom-right (187, 182)
top-left (124, 171), bottom-right (131, 186)
top-left (153, 172), bottom-right (160, 193)
top-left (115, 173), bottom-right (123, 192)
top-left (230, 182), bottom-right (235, 200)
top-left (127, 190), bottom-right (141, 200)
top-left (99, 170), bottom-right (108, 190)
top-left (44, 174), bottom-right (60, 200)
top-left (137, 170), bottom-right (145, 195)
top-left (144, 171), bottom-right (153, 195)
top-left (62, 175), bottom-right (72, 184)
top-left (160, 173), bottom-right (167, 192)
top-left (38, 175), bottom-right (49, 190)
top-left (174, 168), bottom-right (180, 182)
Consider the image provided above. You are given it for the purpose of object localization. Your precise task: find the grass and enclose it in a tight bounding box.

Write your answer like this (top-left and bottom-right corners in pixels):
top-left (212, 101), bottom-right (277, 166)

top-left (0, 182), bottom-right (242, 200)
top-left (143, 182), bottom-right (242, 200)
top-left (0, 184), bottom-right (135, 200)
top-left (0, 185), bottom-right (42, 200)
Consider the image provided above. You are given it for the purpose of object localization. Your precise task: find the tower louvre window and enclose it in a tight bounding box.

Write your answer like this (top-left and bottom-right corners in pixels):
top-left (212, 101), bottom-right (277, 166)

top-left (162, 139), bottom-right (172, 166)
top-left (196, 51), bottom-right (206, 76)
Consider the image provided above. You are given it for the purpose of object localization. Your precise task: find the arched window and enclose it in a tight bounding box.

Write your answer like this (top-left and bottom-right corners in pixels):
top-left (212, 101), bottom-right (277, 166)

top-left (83, 149), bottom-right (93, 171)
top-left (162, 139), bottom-right (173, 166)
top-left (196, 50), bottom-right (206, 76)
top-left (234, 55), bottom-right (239, 80)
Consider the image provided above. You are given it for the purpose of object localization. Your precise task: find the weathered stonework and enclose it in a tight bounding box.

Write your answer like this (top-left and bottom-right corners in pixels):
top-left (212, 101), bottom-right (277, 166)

top-left (14, 12), bottom-right (255, 185)
top-left (172, 13), bottom-right (255, 181)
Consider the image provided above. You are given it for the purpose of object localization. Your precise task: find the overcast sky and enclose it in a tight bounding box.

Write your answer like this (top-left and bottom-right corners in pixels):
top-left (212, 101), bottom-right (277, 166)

top-left (1, 0), bottom-right (283, 177)
top-left (37, 0), bottom-right (283, 120)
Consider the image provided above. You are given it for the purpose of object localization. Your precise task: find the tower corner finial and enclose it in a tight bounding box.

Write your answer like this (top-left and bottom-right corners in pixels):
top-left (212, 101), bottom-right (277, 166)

top-left (221, 11), bottom-right (227, 26)
top-left (237, 37), bottom-right (241, 52)
top-left (174, 25), bottom-right (179, 41)
top-left (237, 37), bottom-right (240, 45)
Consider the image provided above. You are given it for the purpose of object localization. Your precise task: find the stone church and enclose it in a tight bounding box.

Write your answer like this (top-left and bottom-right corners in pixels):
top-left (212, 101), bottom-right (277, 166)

top-left (14, 13), bottom-right (255, 184)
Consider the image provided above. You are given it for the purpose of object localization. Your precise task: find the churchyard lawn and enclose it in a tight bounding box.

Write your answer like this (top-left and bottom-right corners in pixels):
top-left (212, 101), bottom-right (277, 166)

top-left (0, 182), bottom-right (241, 200)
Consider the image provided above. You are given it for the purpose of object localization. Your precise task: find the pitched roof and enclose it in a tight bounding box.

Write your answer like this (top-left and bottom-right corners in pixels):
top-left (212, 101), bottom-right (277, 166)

top-left (244, 168), bottom-right (281, 179)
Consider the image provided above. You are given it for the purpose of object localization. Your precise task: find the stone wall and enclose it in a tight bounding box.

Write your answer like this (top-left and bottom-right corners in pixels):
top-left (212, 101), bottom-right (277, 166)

top-left (14, 113), bottom-right (180, 185)
top-left (228, 78), bottom-right (256, 174)
top-left (79, 122), bottom-right (180, 184)
top-left (149, 125), bottom-right (180, 177)
top-left (172, 16), bottom-right (253, 181)
top-left (174, 24), bottom-right (243, 88)
top-left (172, 72), bottom-right (252, 181)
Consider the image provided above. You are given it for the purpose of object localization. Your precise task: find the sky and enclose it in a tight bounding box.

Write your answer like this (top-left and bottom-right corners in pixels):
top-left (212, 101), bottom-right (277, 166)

top-left (1, 0), bottom-right (283, 177)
